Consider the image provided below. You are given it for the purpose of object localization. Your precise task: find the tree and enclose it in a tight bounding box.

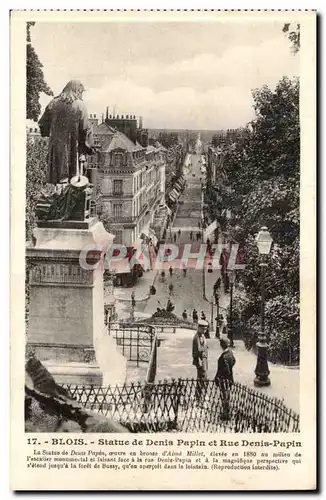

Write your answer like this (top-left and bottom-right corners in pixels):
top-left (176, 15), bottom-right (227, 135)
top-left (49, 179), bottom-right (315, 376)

top-left (25, 21), bottom-right (53, 241)
top-left (26, 136), bottom-right (48, 241)
top-left (282, 22), bottom-right (300, 54)
top-left (218, 77), bottom-right (300, 364)
top-left (26, 22), bottom-right (53, 121)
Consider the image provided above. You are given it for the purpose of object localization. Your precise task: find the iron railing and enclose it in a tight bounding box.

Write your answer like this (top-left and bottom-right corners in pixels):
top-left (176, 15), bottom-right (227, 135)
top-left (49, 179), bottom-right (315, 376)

top-left (63, 378), bottom-right (300, 433)
top-left (108, 323), bottom-right (156, 367)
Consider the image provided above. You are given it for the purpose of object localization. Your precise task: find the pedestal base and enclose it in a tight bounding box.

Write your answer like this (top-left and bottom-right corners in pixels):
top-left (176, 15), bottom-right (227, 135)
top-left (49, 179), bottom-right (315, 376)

top-left (26, 220), bottom-right (127, 387)
top-left (254, 376), bottom-right (271, 387)
top-left (43, 360), bottom-right (103, 385)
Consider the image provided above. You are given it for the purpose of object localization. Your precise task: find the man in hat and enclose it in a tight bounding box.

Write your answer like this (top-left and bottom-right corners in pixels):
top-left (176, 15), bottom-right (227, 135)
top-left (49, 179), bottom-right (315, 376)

top-left (192, 319), bottom-right (209, 403)
top-left (215, 338), bottom-right (236, 420)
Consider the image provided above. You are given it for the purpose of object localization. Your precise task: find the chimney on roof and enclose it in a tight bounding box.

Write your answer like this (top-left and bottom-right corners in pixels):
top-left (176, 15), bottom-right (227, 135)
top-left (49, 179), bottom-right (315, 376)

top-left (94, 114), bottom-right (96, 118)
top-left (90, 113), bottom-right (92, 118)
top-left (106, 106), bottom-right (109, 120)
top-left (126, 114), bottom-right (129, 119)
top-left (139, 116), bottom-right (143, 129)
top-left (121, 115), bottom-right (124, 119)
top-left (101, 113), bottom-right (104, 123)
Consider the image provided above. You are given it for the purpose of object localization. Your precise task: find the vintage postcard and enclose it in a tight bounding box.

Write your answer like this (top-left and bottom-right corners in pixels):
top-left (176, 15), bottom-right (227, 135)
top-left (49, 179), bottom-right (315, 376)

top-left (10, 10), bottom-right (316, 490)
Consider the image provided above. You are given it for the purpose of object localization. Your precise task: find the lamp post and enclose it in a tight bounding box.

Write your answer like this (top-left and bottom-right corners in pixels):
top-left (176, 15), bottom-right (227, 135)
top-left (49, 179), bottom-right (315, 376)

top-left (130, 290), bottom-right (136, 321)
top-left (105, 269), bottom-right (116, 335)
top-left (212, 278), bottom-right (221, 338)
top-left (227, 269), bottom-right (235, 347)
top-left (254, 226), bottom-right (273, 387)
top-left (214, 286), bottom-right (221, 339)
top-left (210, 299), bottom-right (214, 332)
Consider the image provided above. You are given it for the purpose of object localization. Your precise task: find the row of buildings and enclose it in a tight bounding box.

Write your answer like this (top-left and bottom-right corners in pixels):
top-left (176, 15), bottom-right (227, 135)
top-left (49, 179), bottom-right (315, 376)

top-left (86, 111), bottom-right (167, 250)
top-left (27, 111), bottom-right (186, 286)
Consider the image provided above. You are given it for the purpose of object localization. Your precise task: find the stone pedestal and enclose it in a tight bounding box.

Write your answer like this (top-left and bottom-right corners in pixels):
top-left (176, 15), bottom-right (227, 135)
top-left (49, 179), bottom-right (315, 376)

top-left (26, 218), bottom-right (127, 386)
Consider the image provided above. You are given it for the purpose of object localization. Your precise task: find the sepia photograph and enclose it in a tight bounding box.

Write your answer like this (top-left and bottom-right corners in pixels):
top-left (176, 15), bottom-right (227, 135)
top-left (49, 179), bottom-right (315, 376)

top-left (22, 13), bottom-right (304, 435)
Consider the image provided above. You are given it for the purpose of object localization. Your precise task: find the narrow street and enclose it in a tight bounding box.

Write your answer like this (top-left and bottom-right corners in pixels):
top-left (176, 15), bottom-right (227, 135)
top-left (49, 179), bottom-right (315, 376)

top-left (141, 153), bottom-right (226, 323)
top-left (126, 152), bottom-right (299, 412)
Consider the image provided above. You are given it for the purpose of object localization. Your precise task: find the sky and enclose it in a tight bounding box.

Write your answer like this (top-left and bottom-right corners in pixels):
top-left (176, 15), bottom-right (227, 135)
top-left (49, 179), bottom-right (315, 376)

top-left (32, 21), bottom-right (299, 130)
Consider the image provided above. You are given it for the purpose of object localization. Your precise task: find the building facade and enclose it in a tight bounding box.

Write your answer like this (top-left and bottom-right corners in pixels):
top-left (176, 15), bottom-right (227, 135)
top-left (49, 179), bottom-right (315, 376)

top-left (26, 120), bottom-right (41, 142)
top-left (88, 113), bottom-right (166, 251)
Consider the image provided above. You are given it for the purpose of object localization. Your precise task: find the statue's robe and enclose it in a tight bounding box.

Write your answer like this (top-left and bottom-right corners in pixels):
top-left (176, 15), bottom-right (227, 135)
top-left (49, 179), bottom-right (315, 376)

top-left (39, 97), bottom-right (93, 184)
top-left (36, 184), bottom-right (91, 222)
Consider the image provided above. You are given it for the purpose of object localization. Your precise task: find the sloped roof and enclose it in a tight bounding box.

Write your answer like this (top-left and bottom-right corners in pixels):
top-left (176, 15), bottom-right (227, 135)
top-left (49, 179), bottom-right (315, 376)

top-left (102, 131), bottom-right (138, 153)
top-left (154, 141), bottom-right (167, 151)
top-left (134, 141), bottom-right (144, 151)
top-left (93, 121), bottom-right (116, 135)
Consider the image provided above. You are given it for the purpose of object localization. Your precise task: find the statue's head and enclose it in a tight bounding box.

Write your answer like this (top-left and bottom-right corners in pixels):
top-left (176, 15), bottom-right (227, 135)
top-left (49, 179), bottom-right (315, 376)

top-left (59, 80), bottom-right (85, 103)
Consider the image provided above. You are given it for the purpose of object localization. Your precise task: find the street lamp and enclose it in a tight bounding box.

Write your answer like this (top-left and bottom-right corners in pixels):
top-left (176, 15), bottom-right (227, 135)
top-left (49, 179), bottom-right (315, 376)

top-left (214, 280), bottom-right (221, 339)
top-left (105, 269), bottom-right (116, 335)
top-left (254, 226), bottom-right (273, 387)
top-left (130, 290), bottom-right (136, 321)
top-left (227, 269), bottom-right (235, 347)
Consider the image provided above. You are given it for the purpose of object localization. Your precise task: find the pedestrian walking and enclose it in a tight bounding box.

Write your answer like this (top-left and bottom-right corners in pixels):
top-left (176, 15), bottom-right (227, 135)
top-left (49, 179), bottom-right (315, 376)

top-left (192, 309), bottom-right (198, 323)
top-left (169, 265), bottom-right (173, 277)
top-left (182, 263), bottom-right (187, 277)
top-left (190, 231), bottom-right (193, 241)
top-left (166, 298), bottom-right (174, 313)
top-left (214, 338), bottom-right (236, 420)
top-left (178, 229), bottom-right (181, 238)
top-left (173, 233), bottom-right (177, 243)
top-left (168, 282), bottom-right (174, 296)
top-left (215, 313), bottom-right (224, 339)
top-left (182, 310), bottom-right (188, 321)
top-left (161, 270), bottom-right (165, 282)
top-left (192, 320), bottom-right (209, 403)
top-left (201, 311), bottom-right (206, 321)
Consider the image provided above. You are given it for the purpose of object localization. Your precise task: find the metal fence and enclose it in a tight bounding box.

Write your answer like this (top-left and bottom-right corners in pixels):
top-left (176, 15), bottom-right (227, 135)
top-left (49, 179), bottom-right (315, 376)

top-left (63, 378), bottom-right (300, 433)
top-left (108, 323), bottom-right (156, 367)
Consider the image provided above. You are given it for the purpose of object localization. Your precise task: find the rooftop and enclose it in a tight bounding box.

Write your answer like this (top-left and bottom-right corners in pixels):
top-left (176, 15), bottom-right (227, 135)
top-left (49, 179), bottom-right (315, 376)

top-left (93, 121), bottom-right (116, 135)
top-left (102, 131), bottom-right (143, 153)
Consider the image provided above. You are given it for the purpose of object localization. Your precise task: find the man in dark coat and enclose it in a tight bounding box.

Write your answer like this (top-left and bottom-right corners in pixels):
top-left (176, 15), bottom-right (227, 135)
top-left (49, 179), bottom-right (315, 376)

top-left (215, 338), bottom-right (236, 420)
top-left (215, 337), bottom-right (236, 383)
top-left (192, 320), bottom-right (209, 403)
top-left (39, 80), bottom-right (93, 184)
